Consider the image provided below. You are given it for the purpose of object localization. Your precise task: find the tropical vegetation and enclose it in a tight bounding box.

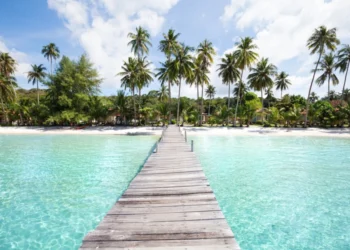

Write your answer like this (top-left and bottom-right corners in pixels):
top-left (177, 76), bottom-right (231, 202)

top-left (1, 26), bottom-right (350, 128)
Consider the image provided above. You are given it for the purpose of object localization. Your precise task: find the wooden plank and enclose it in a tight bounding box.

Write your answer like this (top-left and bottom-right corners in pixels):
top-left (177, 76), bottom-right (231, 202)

top-left (97, 219), bottom-right (229, 230)
top-left (81, 239), bottom-right (239, 249)
top-left (79, 126), bottom-right (240, 249)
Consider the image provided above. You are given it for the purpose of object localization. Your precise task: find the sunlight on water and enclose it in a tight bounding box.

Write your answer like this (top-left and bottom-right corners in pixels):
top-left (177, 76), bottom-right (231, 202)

top-left (0, 135), bottom-right (157, 249)
top-left (190, 135), bottom-right (350, 250)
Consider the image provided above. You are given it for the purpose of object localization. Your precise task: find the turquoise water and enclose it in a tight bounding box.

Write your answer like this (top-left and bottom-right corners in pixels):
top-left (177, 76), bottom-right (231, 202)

top-left (190, 135), bottom-right (350, 250)
top-left (0, 135), bottom-right (157, 249)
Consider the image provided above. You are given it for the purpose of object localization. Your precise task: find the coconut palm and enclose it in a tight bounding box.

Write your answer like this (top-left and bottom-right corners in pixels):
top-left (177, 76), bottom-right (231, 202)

top-left (0, 52), bottom-right (17, 100)
top-left (205, 85), bottom-right (216, 116)
top-left (0, 52), bottom-right (17, 76)
top-left (27, 64), bottom-right (46, 105)
top-left (336, 44), bottom-right (350, 101)
top-left (136, 57), bottom-right (153, 97)
top-left (316, 53), bottom-right (339, 100)
top-left (248, 58), bottom-right (277, 116)
top-left (232, 37), bottom-right (259, 126)
top-left (0, 73), bottom-right (15, 124)
top-left (128, 26), bottom-right (152, 59)
top-left (157, 85), bottom-right (169, 102)
top-left (169, 44), bottom-right (194, 125)
top-left (159, 29), bottom-right (181, 60)
top-left (217, 53), bottom-right (240, 121)
top-left (118, 57), bottom-right (138, 125)
top-left (233, 81), bottom-right (249, 102)
top-left (309, 92), bottom-right (319, 103)
top-left (197, 39), bottom-right (215, 69)
top-left (275, 71), bottom-right (291, 98)
top-left (305, 26), bottom-right (340, 125)
top-left (197, 40), bottom-right (215, 125)
top-left (41, 43), bottom-right (60, 75)
top-left (158, 29), bottom-right (180, 123)
top-left (191, 57), bottom-right (210, 125)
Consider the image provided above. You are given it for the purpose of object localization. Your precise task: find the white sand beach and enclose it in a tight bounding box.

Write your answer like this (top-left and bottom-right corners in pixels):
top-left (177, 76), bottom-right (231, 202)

top-left (0, 126), bottom-right (163, 135)
top-left (1, 126), bottom-right (350, 138)
top-left (182, 126), bottom-right (350, 138)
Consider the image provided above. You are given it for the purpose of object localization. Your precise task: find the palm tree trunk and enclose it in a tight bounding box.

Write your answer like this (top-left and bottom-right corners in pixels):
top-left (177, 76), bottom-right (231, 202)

top-left (200, 84), bottom-right (204, 126)
top-left (197, 84), bottom-right (199, 100)
top-left (0, 97), bottom-right (7, 125)
top-left (341, 60), bottom-right (349, 102)
top-left (208, 98), bottom-right (211, 116)
top-left (138, 88), bottom-right (142, 125)
top-left (281, 90), bottom-right (283, 99)
top-left (328, 76), bottom-right (331, 101)
top-left (227, 83), bottom-right (231, 125)
top-left (50, 57), bottom-right (53, 76)
top-left (234, 70), bottom-right (244, 126)
top-left (305, 51), bottom-right (323, 126)
top-left (168, 80), bottom-right (172, 124)
top-left (177, 78), bottom-right (182, 126)
top-left (37, 82), bottom-right (40, 105)
top-left (261, 88), bottom-right (264, 122)
top-left (133, 88), bottom-right (136, 126)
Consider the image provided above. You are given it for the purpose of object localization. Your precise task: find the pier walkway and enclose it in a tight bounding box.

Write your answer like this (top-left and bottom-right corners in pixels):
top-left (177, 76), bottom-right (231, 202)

top-left (80, 126), bottom-right (240, 249)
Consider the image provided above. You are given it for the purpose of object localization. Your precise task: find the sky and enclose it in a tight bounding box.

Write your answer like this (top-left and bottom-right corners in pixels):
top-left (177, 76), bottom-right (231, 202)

top-left (1, 0), bottom-right (350, 99)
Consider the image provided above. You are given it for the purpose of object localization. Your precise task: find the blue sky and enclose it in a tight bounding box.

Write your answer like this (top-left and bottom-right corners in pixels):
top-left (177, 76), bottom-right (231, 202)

top-left (1, 0), bottom-right (349, 98)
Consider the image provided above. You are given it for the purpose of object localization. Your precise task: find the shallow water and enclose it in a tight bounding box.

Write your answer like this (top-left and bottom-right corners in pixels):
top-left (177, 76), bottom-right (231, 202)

top-left (0, 135), bottom-right (157, 249)
top-left (190, 135), bottom-right (350, 250)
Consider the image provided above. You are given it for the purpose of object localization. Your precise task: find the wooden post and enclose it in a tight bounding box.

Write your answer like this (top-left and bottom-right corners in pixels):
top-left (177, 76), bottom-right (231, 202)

top-left (155, 142), bottom-right (158, 153)
top-left (185, 130), bottom-right (187, 142)
top-left (191, 140), bottom-right (194, 152)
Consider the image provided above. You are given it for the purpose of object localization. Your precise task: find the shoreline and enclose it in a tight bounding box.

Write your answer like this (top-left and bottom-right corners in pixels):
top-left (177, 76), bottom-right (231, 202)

top-left (0, 126), bottom-right (163, 135)
top-left (0, 126), bottom-right (349, 138)
top-left (182, 126), bottom-right (350, 138)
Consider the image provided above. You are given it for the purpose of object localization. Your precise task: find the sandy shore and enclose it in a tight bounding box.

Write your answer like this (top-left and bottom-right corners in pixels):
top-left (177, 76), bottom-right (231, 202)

top-left (0, 126), bottom-right (163, 135)
top-left (182, 126), bottom-right (350, 138)
top-left (1, 126), bottom-right (350, 138)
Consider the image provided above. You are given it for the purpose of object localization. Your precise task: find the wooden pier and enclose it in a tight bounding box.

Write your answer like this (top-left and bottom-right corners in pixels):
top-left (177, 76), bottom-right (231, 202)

top-left (80, 126), bottom-right (240, 249)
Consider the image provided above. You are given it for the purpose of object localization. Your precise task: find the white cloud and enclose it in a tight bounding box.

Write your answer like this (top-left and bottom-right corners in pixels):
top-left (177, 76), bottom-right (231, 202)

top-left (0, 39), bottom-right (32, 79)
top-left (220, 0), bottom-right (350, 98)
top-left (47, 0), bottom-right (179, 93)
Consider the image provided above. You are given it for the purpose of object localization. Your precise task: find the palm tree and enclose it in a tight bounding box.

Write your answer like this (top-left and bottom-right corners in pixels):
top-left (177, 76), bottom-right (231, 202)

top-left (128, 26), bottom-right (152, 59)
top-left (232, 37), bottom-right (259, 126)
top-left (217, 53), bottom-right (240, 124)
top-left (305, 26), bottom-right (340, 126)
top-left (169, 44), bottom-right (194, 125)
top-left (158, 29), bottom-right (181, 123)
top-left (316, 53), bottom-right (339, 100)
top-left (233, 81), bottom-right (249, 101)
top-left (136, 57), bottom-right (153, 97)
top-left (192, 57), bottom-right (210, 125)
top-left (0, 73), bottom-right (15, 124)
top-left (248, 58), bottom-right (277, 116)
top-left (41, 43), bottom-right (60, 75)
top-left (205, 85), bottom-right (216, 116)
top-left (197, 40), bottom-right (215, 126)
top-left (0, 52), bottom-right (17, 100)
top-left (275, 71), bottom-right (291, 98)
top-left (27, 64), bottom-right (46, 104)
top-left (309, 92), bottom-right (319, 103)
top-left (0, 52), bottom-right (17, 76)
top-left (265, 87), bottom-right (274, 108)
top-left (118, 57), bottom-right (138, 125)
top-left (157, 85), bottom-right (169, 102)
top-left (336, 44), bottom-right (350, 101)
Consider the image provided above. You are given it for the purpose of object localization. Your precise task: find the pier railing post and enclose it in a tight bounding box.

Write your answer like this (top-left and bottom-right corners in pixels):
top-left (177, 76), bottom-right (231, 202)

top-left (155, 142), bottom-right (158, 153)
top-left (185, 130), bottom-right (187, 142)
top-left (191, 140), bottom-right (194, 152)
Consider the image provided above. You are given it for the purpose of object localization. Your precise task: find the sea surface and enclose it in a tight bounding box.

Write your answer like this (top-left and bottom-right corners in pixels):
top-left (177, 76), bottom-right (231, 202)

top-left (189, 134), bottom-right (350, 250)
top-left (0, 135), bottom-right (157, 249)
